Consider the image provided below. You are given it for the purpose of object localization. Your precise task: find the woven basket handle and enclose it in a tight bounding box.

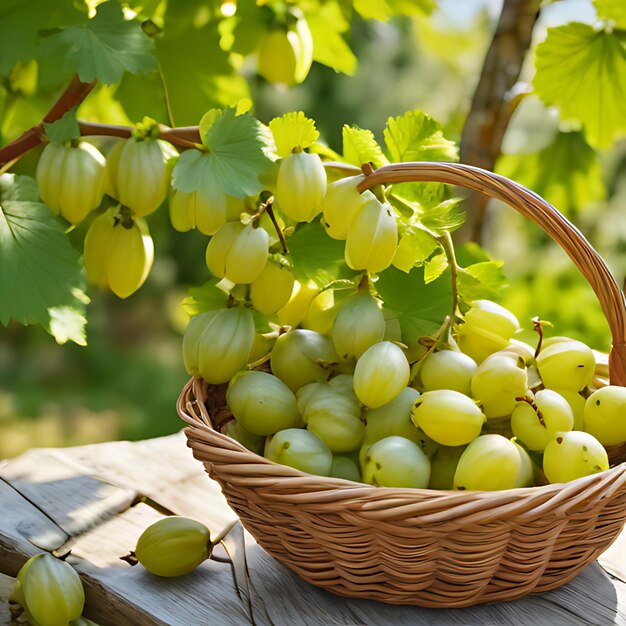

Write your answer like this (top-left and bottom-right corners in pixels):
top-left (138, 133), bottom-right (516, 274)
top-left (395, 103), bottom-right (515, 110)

top-left (357, 162), bottom-right (626, 386)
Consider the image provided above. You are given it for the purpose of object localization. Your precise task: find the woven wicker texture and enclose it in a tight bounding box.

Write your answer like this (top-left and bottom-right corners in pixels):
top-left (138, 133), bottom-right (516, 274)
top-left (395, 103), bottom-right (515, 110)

top-left (179, 162), bottom-right (626, 607)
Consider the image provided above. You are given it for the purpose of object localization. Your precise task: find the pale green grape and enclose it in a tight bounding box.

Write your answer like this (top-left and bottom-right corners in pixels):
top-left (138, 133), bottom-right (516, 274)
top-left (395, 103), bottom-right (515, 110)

top-left (501, 339), bottom-right (536, 366)
top-left (363, 387), bottom-right (420, 441)
top-left (183, 308), bottom-right (254, 384)
top-left (332, 292), bottom-right (385, 360)
top-left (536, 340), bottom-right (595, 392)
top-left (169, 187), bottom-right (227, 236)
top-left (471, 352), bottom-right (528, 418)
top-left (345, 197), bottom-right (398, 274)
top-left (330, 455), bottom-right (362, 482)
top-left (543, 431), bottom-right (609, 483)
top-left (265, 428), bottom-right (333, 476)
top-left (353, 342), bottom-right (410, 408)
top-left (412, 389), bottom-right (486, 446)
top-left (226, 371), bottom-right (300, 436)
top-left (511, 389), bottom-right (574, 451)
top-left (583, 386), bottom-right (626, 446)
top-left (552, 388), bottom-right (585, 430)
top-left (429, 445), bottom-right (466, 490)
top-left (250, 258), bottom-right (295, 314)
top-left (361, 436), bottom-right (430, 489)
top-left (512, 440), bottom-right (534, 487)
top-left (302, 289), bottom-right (338, 335)
top-left (275, 151), bottom-right (327, 222)
top-left (221, 420), bottom-right (265, 454)
top-left (276, 280), bottom-right (318, 328)
top-left (328, 374), bottom-right (356, 393)
top-left (420, 350), bottom-right (477, 396)
top-left (320, 175), bottom-right (373, 240)
top-left (270, 329), bottom-right (338, 391)
top-left (453, 434), bottom-right (522, 491)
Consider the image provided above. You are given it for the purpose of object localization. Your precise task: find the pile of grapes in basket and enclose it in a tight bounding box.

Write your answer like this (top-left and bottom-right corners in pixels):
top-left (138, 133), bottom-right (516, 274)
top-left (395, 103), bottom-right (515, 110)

top-left (183, 160), bottom-right (626, 492)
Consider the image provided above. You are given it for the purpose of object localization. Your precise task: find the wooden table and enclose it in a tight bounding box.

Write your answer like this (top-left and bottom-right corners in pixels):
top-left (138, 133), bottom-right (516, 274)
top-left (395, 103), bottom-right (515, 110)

top-left (1, 433), bottom-right (625, 626)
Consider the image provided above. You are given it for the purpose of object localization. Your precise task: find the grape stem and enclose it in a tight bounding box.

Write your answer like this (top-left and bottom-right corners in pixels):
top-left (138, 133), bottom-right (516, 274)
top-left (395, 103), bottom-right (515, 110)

top-left (515, 395), bottom-right (546, 427)
top-left (533, 316), bottom-right (546, 358)
top-left (265, 201), bottom-right (289, 254)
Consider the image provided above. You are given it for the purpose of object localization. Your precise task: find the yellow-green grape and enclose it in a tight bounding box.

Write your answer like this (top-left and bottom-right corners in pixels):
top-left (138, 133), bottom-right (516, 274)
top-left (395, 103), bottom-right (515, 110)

top-left (511, 390), bottom-right (574, 451)
top-left (302, 289), bottom-right (338, 335)
top-left (319, 175), bottom-right (371, 240)
top-left (206, 222), bottom-right (269, 284)
top-left (276, 280), bottom-right (319, 328)
top-left (250, 259), bottom-right (295, 315)
top-left (84, 208), bottom-right (154, 299)
top-left (361, 436), bottom-right (431, 489)
top-left (15, 554), bottom-right (84, 626)
top-left (265, 428), bottom-right (333, 476)
top-left (583, 386), bottom-right (626, 446)
top-left (227, 371), bottom-right (300, 436)
top-left (353, 341), bottom-right (410, 408)
top-left (470, 352), bottom-right (528, 419)
top-left (249, 331), bottom-right (277, 363)
top-left (135, 517), bottom-right (211, 577)
top-left (275, 151), bottom-right (327, 222)
top-left (331, 455), bottom-right (361, 482)
top-left (428, 445), bottom-right (466, 490)
top-left (412, 389), bottom-right (486, 446)
top-left (345, 197), bottom-right (398, 274)
top-left (420, 350), bottom-right (477, 396)
top-left (502, 339), bottom-right (536, 366)
top-left (36, 141), bottom-right (106, 225)
top-left (453, 434), bottom-right (523, 491)
top-left (169, 188), bottom-right (227, 236)
top-left (183, 307), bottom-right (254, 384)
top-left (104, 139), bottom-right (124, 198)
top-left (512, 440), bottom-right (534, 487)
top-left (292, 12), bottom-right (313, 83)
top-left (114, 137), bottom-right (177, 216)
top-left (456, 300), bottom-right (520, 363)
top-left (221, 420), bottom-right (265, 455)
top-left (552, 388), bottom-right (586, 430)
top-left (332, 292), bottom-right (385, 361)
top-left (543, 431), bottom-right (609, 483)
top-left (270, 329), bottom-right (338, 391)
top-left (536, 340), bottom-right (596, 392)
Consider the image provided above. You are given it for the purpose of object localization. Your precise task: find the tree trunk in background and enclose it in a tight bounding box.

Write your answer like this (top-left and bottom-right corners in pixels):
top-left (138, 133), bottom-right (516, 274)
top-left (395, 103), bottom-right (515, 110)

top-left (459, 0), bottom-right (541, 244)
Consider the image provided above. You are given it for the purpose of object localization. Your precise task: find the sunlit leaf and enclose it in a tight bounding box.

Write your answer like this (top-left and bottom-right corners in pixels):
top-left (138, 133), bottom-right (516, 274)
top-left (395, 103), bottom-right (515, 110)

top-left (342, 125), bottom-right (388, 168)
top-left (269, 112), bottom-right (319, 157)
top-left (457, 261), bottom-right (507, 304)
top-left (392, 225), bottom-right (440, 272)
top-left (594, 0), bottom-right (626, 27)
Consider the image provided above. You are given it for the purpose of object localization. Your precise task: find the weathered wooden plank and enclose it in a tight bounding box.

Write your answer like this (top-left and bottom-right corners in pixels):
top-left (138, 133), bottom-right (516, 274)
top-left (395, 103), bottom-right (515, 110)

top-left (599, 526), bottom-right (626, 584)
top-left (0, 573), bottom-right (15, 626)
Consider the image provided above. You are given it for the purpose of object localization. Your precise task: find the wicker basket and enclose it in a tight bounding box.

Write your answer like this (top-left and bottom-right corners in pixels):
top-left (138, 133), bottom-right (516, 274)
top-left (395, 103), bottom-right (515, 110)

top-left (178, 162), bottom-right (626, 608)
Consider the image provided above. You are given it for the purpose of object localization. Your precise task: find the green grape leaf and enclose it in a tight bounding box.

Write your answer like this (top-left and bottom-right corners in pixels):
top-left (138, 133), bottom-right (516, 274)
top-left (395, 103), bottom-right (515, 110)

top-left (392, 225), bottom-right (440, 273)
top-left (457, 261), bottom-right (507, 304)
top-left (594, 0), bottom-right (626, 27)
top-left (269, 112), bottom-right (319, 157)
top-left (533, 23), bottom-right (626, 148)
top-left (424, 252), bottom-right (448, 283)
top-left (182, 278), bottom-right (229, 317)
top-left (497, 131), bottom-right (605, 215)
top-left (420, 198), bottom-right (465, 233)
top-left (342, 125), bottom-right (388, 168)
top-left (376, 265), bottom-right (452, 346)
top-left (384, 110), bottom-right (459, 162)
top-left (43, 109), bottom-right (80, 144)
top-left (287, 221), bottom-right (359, 288)
top-left (0, 174), bottom-right (87, 345)
top-left (173, 108), bottom-right (272, 199)
top-left (353, 0), bottom-right (434, 20)
top-left (40, 1), bottom-right (157, 85)
top-left (306, 3), bottom-right (357, 75)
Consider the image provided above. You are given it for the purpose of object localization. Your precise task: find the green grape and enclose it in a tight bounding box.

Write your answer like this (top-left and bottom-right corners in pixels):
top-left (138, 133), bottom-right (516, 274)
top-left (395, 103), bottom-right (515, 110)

top-left (221, 419), bottom-right (265, 455)
top-left (453, 434), bottom-right (522, 491)
top-left (363, 387), bottom-right (422, 443)
top-left (135, 517), bottom-right (211, 577)
top-left (183, 308), bottom-right (254, 384)
top-left (536, 340), bottom-right (595, 392)
top-left (361, 436), bottom-right (431, 489)
top-left (265, 428), bottom-right (333, 476)
top-left (275, 151), bottom-right (327, 222)
top-left (502, 339), bottom-right (536, 366)
top-left (332, 292), bottom-right (385, 361)
top-left (353, 341), bottom-right (410, 408)
top-left (328, 374), bottom-right (356, 393)
top-left (470, 352), bottom-right (528, 418)
top-left (511, 390), bottom-right (574, 451)
top-left (512, 439), bottom-right (534, 487)
top-left (583, 386), bottom-right (626, 446)
top-left (345, 197), bottom-right (398, 274)
top-left (319, 175), bottom-right (371, 240)
top-left (276, 279), bottom-right (318, 328)
top-left (270, 329), bottom-right (338, 391)
top-left (15, 554), bottom-right (84, 626)
top-left (330, 456), bottom-right (362, 482)
top-left (302, 289), bottom-right (338, 335)
top-left (227, 371), bottom-right (300, 436)
top-left (248, 331), bottom-right (277, 364)
top-left (543, 431), bottom-right (609, 483)
top-left (552, 388), bottom-right (586, 430)
top-left (250, 258), bottom-right (295, 315)
top-left (419, 350), bottom-right (477, 396)
top-left (412, 389), bottom-right (486, 446)
top-left (206, 222), bottom-right (269, 284)
top-left (169, 187), bottom-right (227, 236)
top-left (429, 445), bottom-right (466, 490)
